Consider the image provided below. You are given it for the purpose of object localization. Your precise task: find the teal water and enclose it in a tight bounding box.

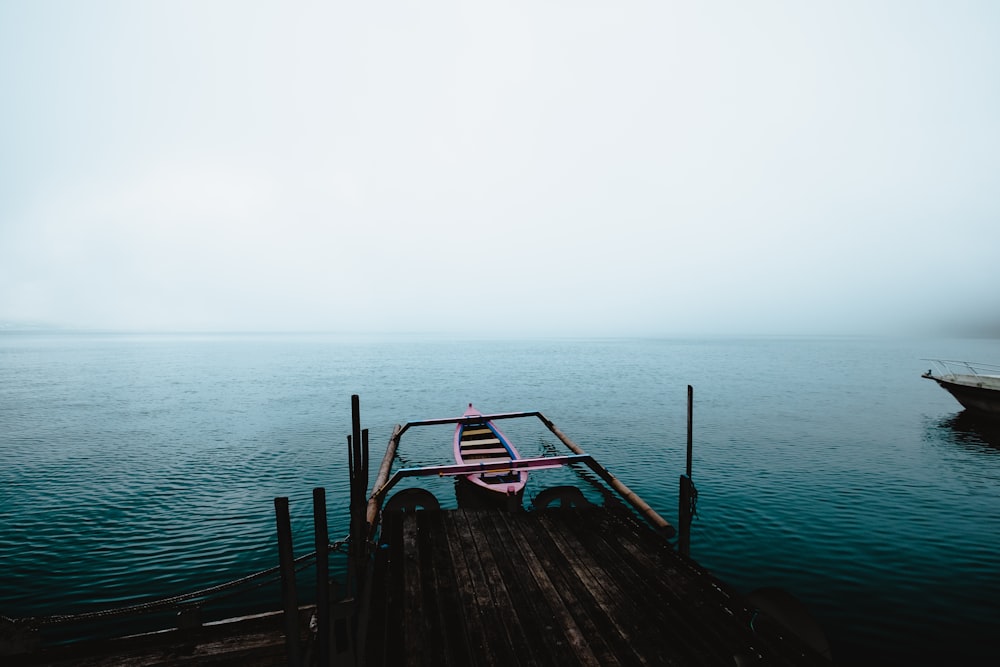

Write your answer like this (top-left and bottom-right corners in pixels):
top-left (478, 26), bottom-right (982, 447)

top-left (2, 333), bottom-right (999, 664)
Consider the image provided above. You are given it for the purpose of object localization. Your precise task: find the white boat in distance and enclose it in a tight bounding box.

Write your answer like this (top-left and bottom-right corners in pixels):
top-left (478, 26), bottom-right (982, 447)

top-left (922, 359), bottom-right (1000, 417)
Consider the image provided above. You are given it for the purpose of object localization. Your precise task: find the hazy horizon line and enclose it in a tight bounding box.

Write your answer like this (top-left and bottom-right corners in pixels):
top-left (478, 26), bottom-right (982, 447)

top-left (2, 319), bottom-right (997, 341)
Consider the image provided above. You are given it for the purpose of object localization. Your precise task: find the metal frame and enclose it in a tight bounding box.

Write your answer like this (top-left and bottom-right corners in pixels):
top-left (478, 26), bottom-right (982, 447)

top-left (366, 410), bottom-right (676, 538)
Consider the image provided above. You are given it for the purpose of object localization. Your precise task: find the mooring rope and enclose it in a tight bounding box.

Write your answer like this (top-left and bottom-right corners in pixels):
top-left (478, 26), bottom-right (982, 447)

top-left (10, 537), bottom-right (349, 628)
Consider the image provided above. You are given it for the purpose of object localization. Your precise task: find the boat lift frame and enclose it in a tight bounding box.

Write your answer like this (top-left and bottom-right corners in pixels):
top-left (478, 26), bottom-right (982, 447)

top-left (365, 410), bottom-right (676, 539)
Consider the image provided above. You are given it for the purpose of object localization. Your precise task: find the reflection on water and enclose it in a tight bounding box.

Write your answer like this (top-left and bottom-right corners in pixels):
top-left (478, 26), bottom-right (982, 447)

top-left (934, 410), bottom-right (1000, 452)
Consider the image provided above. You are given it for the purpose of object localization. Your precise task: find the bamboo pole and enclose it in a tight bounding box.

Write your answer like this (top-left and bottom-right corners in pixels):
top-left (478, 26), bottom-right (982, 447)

top-left (537, 414), bottom-right (676, 538)
top-left (366, 423), bottom-right (402, 533)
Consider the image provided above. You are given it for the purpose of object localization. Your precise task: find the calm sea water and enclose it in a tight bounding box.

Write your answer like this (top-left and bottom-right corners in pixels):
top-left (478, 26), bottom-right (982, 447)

top-left (2, 333), bottom-right (999, 664)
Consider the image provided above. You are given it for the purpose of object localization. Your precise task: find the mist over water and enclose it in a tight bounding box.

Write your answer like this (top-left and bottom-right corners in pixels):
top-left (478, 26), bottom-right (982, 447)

top-left (2, 2), bottom-right (1000, 339)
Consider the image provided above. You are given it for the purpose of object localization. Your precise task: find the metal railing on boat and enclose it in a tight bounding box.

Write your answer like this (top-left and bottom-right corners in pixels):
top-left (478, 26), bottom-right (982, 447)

top-left (923, 358), bottom-right (1000, 378)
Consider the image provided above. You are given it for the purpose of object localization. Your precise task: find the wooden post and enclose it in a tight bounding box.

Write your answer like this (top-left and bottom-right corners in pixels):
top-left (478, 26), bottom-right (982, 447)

top-left (686, 385), bottom-right (694, 479)
top-left (678, 385), bottom-right (696, 557)
top-left (313, 487), bottom-right (330, 667)
top-left (355, 428), bottom-right (369, 582)
top-left (274, 496), bottom-right (301, 667)
top-left (347, 396), bottom-right (360, 594)
top-left (350, 396), bottom-right (364, 557)
top-left (347, 395), bottom-right (370, 597)
top-left (678, 475), bottom-right (693, 557)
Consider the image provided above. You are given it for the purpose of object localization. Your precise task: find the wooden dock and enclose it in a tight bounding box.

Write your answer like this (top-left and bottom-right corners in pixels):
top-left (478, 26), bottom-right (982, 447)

top-left (361, 502), bottom-right (831, 666)
top-left (7, 397), bottom-right (833, 666)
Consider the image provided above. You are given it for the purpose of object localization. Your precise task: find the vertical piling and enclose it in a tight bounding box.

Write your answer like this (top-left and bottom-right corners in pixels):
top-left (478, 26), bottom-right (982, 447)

top-left (347, 395), bottom-right (370, 595)
top-left (678, 476), bottom-right (693, 557)
top-left (274, 496), bottom-right (301, 667)
top-left (678, 385), bottom-right (696, 557)
top-left (313, 487), bottom-right (330, 667)
top-left (686, 385), bottom-right (694, 480)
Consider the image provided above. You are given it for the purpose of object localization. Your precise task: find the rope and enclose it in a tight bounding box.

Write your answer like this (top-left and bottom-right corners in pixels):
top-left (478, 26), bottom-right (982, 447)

top-left (13, 537), bottom-right (350, 627)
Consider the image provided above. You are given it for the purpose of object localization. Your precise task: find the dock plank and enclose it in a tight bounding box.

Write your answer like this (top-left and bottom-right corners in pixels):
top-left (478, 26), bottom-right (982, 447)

top-left (535, 511), bottom-right (656, 666)
top-left (452, 510), bottom-right (525, 667)
top-left (597, 508), bottom-right (764, 661)
top-left (364, 502), bottom-right (831, 667)
top-left (401, 514), bottom-right (425, 667)
top-left (496, 511), bottom-right (603, 666)
top-left (440, 509), bottom-right (501, 667)
top-left (499, 511), bottom-right (618, 667)
top-left (10, 610), bottom-right (307, 667)
top-left (418, 511), bottom-right (471, 667)
top-left (460, 511), bottom-right (536, 666)
top-left (557, 507), bottom-right (738, 663)
top-left (473, 507), bottom-right (580, 666)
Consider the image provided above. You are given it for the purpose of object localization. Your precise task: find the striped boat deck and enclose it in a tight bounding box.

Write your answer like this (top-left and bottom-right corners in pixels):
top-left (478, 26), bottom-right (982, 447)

top-left (458, 423), bottom-right (515, 478)
top-left (362, 504), bottom-right (830, 666)
top-left (461, 448), bottom-right (510, 457)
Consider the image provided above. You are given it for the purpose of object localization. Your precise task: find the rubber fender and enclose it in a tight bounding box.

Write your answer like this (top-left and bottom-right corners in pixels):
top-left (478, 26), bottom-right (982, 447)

top-left (383, 488), bottom-right (440, 514)
top-left (533, 485), bottom-right (592, 509)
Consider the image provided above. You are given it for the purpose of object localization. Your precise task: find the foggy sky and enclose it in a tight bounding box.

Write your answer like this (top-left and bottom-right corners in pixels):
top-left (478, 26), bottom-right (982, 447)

top-left (2, 1), bottom-right (999, 337)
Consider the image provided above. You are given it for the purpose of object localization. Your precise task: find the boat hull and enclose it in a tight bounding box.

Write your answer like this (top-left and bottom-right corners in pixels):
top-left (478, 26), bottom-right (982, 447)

top-left (453, 404), bottom-right (528, 496)
top-left (929, 377), bottom-right (1000, 417)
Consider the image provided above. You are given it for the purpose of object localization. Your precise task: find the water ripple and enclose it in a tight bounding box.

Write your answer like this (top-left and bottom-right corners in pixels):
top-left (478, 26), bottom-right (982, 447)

top-left (3, 334), bottom-right (1000, 664)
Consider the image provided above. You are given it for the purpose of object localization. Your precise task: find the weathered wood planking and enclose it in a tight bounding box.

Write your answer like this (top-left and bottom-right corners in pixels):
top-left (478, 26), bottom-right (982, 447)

top-left (9, 609), bottom-right (310, 667)
top-left (365, 506), bottom-right (831, 667)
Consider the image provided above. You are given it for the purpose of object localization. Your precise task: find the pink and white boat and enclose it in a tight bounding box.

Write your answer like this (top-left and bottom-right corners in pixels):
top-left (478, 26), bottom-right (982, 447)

top-left (453, 403), bottom-right (528, 497)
